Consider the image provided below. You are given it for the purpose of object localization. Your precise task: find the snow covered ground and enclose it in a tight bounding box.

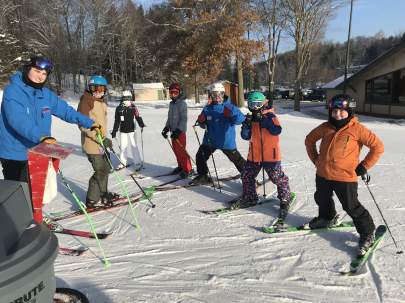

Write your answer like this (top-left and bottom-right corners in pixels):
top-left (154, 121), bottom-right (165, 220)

top-left (2, 91), bottom-right (405, 302)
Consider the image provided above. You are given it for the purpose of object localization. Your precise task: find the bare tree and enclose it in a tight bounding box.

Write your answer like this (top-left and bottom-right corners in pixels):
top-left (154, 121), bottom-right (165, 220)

top-left (254, 0), bottom-right (284, 94)
top-left (281, 0), bottom-right (337, 111)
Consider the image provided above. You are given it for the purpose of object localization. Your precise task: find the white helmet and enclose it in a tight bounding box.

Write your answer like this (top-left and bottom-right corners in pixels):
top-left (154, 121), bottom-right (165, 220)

top-left (210, 82), bottom-right (225, 93)
top-left (122, 90), bottom-right (133, 102)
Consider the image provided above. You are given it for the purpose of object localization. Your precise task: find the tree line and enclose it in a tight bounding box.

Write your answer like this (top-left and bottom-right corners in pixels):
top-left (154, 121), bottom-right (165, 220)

top-left (0, 0), bottom-right (403, 110)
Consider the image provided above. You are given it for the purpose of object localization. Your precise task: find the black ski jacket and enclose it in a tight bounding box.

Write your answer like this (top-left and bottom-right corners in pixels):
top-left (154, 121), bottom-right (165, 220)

top-left (112, 104), bottom-right (144, 134)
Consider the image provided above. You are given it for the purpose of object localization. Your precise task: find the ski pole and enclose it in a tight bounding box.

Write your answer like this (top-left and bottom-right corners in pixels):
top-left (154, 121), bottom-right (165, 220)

top-left (362, 174), bottom-right (403, 254)
top-left (192, 125), bottom-right (216, 190)
top-left (140, 128), bottom-right (145, 169)
top-left (96, 132), bottom-right (141, 229)
top-left (58, 169), bottom-right (111, 267)
top-left (174, 138), bottom-right (197, 166)
top-left (203, 127), bottom-right (221, 192)
top-left (259, 123), bottom-right (267, 198)
top-left (130, 175), bottom-right (156, 208)
top-left (112, 135), bottom-right (122, 153)
top-left (109, 145), bottom-right (127, 168)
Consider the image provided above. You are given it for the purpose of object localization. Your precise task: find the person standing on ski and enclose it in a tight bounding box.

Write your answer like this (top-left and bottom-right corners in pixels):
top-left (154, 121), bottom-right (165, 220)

top-left (0, 56), bottom-right (94, 183)
top-left (78, 75), bottom-right (116, 208)
top-left (161, 83), bottom-right (193, 179)
top-left (111, 90), bottom-right (145, 171)
top-left (305, 94), bottom-right (384, 256)
top-left (191, 82), bottom-right (246, 185)
top-left (230, 91), bottom-right (293, 219)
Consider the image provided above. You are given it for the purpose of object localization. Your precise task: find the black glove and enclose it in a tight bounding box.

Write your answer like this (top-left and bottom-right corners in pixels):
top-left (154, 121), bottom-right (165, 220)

top-left (171, 129), bottom-right (181, 139)
top-left (136, 117), bottom-right (145, 128)
top-left (355, 162), bottom-right (367, 176)
top-left (243, 114), bottom-right (252, 127)
top-left (251, 110), bottom-right (263, 121)
top-left (111, 131), bottom-right (116, 139)
top-left (161, 127), bottom-right (169, 139)
top-left (102, 137), bottom-right (112, 149)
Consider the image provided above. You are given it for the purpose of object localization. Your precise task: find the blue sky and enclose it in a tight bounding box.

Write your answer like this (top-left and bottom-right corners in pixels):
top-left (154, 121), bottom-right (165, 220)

top-left (136, 0), bottom-right (405, 53)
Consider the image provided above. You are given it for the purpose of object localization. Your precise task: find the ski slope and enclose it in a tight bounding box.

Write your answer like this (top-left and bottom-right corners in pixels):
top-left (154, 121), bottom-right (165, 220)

top-left (2, 91), bottom-right (405, 302)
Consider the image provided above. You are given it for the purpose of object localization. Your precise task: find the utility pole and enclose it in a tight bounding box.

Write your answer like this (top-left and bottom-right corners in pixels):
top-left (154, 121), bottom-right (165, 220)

top-left (343, 0), bottom-right (354, 94)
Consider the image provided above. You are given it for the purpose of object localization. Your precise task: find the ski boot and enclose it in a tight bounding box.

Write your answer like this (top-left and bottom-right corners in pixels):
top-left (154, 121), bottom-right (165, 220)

top-left (190, 174), bottom-right (212, 185)
top-left (306, 213), bottom-right (339, 230)
top-left (229, 197), bottom-right (258, 210)
top-left (358, 232), bottom-right (375, 256)
top-left (101, 192), bottom-right (120, 206)
top-left (85, 198), bottom-right (104, 209)
top-left (170, 167), bottom-right (182, 175)
top-left (179, 169), bottom-right (195, 179)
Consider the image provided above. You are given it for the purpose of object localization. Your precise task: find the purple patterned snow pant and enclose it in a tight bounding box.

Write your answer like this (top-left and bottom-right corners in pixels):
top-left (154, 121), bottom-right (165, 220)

top-left (241, 160), bottom-right (291, 202)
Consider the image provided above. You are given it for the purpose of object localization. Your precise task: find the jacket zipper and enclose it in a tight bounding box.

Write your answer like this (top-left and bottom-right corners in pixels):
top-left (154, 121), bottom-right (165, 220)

top-left (343, 135), bottom-right (349, 156)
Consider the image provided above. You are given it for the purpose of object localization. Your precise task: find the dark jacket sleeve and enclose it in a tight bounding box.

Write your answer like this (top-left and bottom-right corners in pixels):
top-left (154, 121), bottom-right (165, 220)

top-left (112, 106), bottom-right (121, 134)
top-left (260, 113), bottom-right (282, 136)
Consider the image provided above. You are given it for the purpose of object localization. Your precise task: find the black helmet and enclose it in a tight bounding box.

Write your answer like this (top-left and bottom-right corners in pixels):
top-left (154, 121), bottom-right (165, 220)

top-left (328, 94), bottom-right (356, 111)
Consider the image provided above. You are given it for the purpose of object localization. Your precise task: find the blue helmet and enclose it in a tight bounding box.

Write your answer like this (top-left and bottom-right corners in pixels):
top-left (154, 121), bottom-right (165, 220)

top-left (88, 75), bottom-right (108, 87)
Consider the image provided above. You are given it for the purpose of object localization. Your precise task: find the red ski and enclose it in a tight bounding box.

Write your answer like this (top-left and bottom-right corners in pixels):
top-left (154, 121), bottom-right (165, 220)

top-left (59, 247), bottom-right (88, 256)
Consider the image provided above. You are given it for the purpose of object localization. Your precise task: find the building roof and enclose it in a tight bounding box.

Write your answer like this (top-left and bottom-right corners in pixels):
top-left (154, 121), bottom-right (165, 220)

top-left (336, 39), bottom-right (405, 89)
top-left (133, 83), bottom-right (164, 90)
top-left (322, 74), bottom-right (353, 89)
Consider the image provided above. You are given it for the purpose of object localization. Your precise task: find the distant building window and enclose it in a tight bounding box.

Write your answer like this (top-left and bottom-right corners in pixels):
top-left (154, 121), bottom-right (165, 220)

top-left (366, 73), bottom-right (392, 104)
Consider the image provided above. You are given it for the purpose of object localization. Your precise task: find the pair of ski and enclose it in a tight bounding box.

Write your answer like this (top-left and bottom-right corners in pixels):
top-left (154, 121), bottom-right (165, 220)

top-left (262, 216), bottom-right (386, 275)
top-left (49, 187), bottom-right (155, 221)
top-left (50, 173), bottom-right (241, 221)
top-left (47, 220), bottom-right (112, 256)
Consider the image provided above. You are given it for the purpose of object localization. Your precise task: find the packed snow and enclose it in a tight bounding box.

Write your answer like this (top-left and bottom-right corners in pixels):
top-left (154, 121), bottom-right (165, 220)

top-left (2, 91), bottom-right (405, 302)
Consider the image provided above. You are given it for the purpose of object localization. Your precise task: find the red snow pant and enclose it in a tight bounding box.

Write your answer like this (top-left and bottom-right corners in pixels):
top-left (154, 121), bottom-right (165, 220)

top-left (172, 132), bottom-right (192, 173)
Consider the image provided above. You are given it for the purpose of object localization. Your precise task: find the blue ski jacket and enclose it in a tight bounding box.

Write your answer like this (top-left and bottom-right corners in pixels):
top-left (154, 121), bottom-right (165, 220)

top-left (0, 72), bottom-right (94, 160)
top-left (199, 98), bottom-right (245, 150)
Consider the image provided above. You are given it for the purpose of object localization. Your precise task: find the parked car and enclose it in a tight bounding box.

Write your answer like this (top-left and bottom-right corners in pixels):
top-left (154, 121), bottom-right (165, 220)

top-left (305, 88), bottom-right (326, 101)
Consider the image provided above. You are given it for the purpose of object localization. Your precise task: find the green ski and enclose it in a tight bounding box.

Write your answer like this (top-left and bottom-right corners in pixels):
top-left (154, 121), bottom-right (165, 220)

top-left (262, 221), bottom-right (355, 234)
top-left (342, 225), bottom-right (387, 275)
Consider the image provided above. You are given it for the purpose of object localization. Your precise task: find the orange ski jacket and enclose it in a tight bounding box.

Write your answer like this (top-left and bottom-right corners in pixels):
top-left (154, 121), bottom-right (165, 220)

top-left (305, 116), bottom-right (384, 182)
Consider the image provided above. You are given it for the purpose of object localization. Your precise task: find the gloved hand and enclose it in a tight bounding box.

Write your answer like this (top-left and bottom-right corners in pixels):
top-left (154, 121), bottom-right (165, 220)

top-left (40, 136), bottom-right (57, 144)
top-left (243, 114), bottom-right (252, 127)
top-left (223, 105), bottom-right (232, 118)
top-left (90, 123), bottom-right (102, 132)
top-left (355, 162), bottom-right (367, 177)
top-left (102, 137), bottom-right (112, 149)
top-left (252, 110), bottom-right (263, 121)
top-left (197, 113), bottom-right (206, 124)
top-left (171, 129), bottom-right (181, 140)
top-left (111, 131), bottom-right (116, 139)
top-left (161, 127), bottom-right (169, 139)
top-left (137, 117), bottom-right (145, 128)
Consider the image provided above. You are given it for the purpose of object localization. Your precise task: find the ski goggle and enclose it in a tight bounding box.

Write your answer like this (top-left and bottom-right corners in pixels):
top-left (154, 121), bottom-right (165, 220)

top-left (32, 58), bottom-right (54, 73)
top-left (210, 91), bottom-right (224, 100)
top-left (89, 85), bottom-right (106, 93)
top-left (248, 100), bottom-right (264, 111)
top-left (169, 89), bottom-right (180, 97)
top-left (329, 99), bottom-right (355, 110)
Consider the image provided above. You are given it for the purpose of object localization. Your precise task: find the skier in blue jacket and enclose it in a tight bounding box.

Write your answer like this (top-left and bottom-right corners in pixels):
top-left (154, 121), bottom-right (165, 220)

top-left (0, 56), bottom-right (95, 183)
top-left (191, 82), bottom-right (246, 185)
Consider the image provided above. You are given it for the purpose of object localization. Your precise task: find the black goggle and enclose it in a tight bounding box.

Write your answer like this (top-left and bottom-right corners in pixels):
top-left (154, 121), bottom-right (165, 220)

top-left (33, 58), bottom-right (54, 73)
top-left (329, 99), bottom-right (355, 110)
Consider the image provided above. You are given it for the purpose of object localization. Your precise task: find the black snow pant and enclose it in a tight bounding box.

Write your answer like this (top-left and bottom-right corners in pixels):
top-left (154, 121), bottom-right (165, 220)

top-left (314, 175), bottom-right (375, 236)
top-left (195, 144), bottom-right (246, 176)
top-left (0, 158), bottom-right (29, 183)
top-left (86, 154), bottom-right (111, 202)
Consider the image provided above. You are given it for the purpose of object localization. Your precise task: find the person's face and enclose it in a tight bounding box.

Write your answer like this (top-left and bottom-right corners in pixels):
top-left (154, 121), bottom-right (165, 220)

top-left (169, 90), bottom-right (180, 99)
top-left (28, 67), bottom-right (48, 84)
top-left (210, 91), bottom-right (224, 103)
top-left (331, 108), bottom-right (349, 120)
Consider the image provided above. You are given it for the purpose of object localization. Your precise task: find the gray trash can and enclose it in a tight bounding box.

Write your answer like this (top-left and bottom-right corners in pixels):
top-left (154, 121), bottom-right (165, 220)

top-left (0, 180), bottom-right (58, 303)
